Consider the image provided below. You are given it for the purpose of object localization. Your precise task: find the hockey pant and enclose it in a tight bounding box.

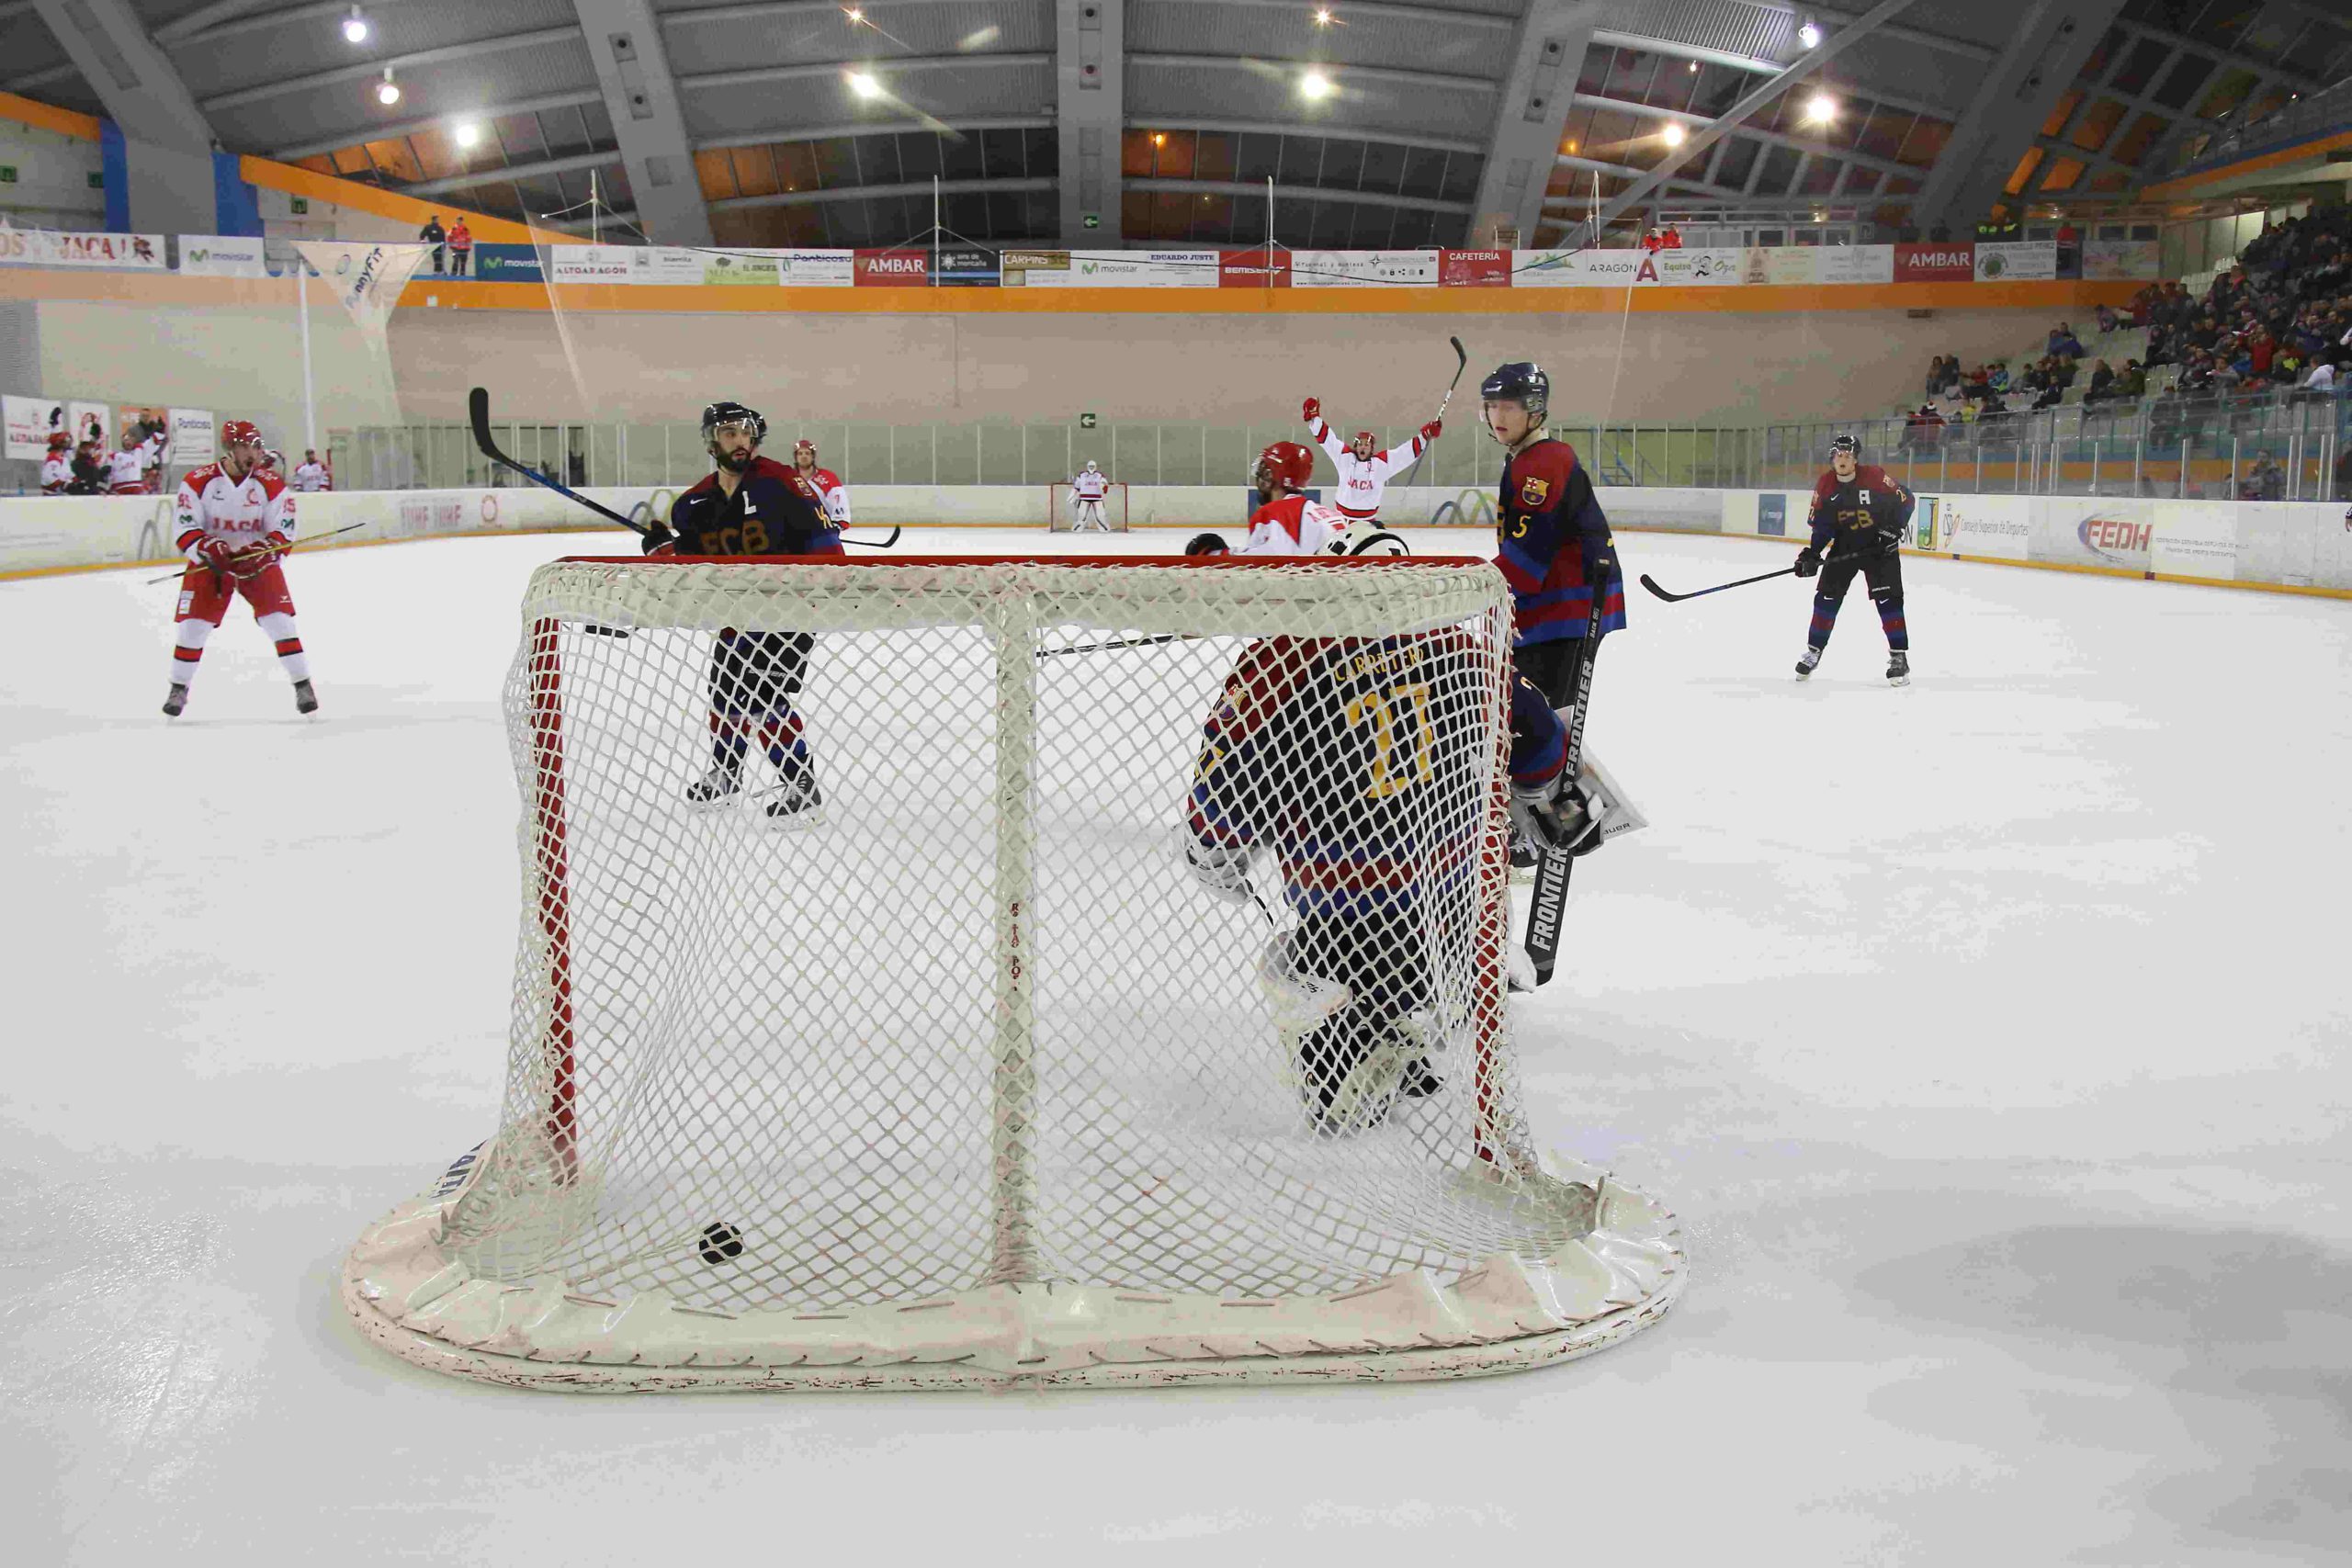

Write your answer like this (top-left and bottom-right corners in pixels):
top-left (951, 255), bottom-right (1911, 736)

top-left (171, 562), bottom-right (307, 685)
top-left (1073, 499), bottom-right (1109, 531)
top-left (709, 629), bottom-right (816, 781)
top-left (1809, 551), bottom-right (1907, 652)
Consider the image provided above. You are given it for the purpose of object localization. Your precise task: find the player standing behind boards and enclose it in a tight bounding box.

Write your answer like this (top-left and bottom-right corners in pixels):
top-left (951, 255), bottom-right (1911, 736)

top-left (106, 435), bottom-right (150, 496)
top-left (1184, 629), bottom-right (1572, 1132)
top-left (163, 419), bottom-right (315, 718)
top-left (1301, 396), bottom-right (1441, 530)
top-left (788, 438), bottom-right (852, 527)
top-left (644, 401), bottom-right (842, 827)
top-left (137, 423), bottom-right (167, 493)
top-left (1792, 434), bottom-right (1914, 686)
top-left (40, 433), bottom-right (71, 494)
top-left (1184, 442), bottom-right (1355, 558)
top-left (291, 450), bottom-right (333, 492)
top-left (1068, 460), bottom-right (1114, 532)
top-left (1481, 361), bottom-right (1627, 859)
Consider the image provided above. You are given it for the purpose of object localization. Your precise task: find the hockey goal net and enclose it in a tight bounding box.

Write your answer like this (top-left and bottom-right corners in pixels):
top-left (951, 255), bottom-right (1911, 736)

top-left (1048, 479), bottom-right (1128, 531)
top-left (342, 557), bottom-right (1679, 1390)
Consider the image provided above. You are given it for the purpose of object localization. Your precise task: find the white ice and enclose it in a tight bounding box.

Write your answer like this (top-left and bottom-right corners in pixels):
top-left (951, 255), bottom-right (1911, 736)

top-left (4, 525), bottom-right (2346, 1565)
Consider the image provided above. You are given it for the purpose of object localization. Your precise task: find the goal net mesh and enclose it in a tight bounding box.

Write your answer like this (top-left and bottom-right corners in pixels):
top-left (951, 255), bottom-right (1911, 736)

top-left (345, 557), bottom-right (1679, 1386)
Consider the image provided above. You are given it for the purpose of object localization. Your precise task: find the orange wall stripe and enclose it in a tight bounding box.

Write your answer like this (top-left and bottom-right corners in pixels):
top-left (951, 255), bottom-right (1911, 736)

top-left (0, 91), bottom-right (101, 141)
top-left (236, 157), bottom-right (571, 246)
top-left (2143, 127), bottom-right (2352, 201)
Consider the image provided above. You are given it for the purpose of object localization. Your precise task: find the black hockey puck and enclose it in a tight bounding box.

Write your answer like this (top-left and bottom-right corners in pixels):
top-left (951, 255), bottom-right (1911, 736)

top-left (697, 1221), bottom-right (743, 1264)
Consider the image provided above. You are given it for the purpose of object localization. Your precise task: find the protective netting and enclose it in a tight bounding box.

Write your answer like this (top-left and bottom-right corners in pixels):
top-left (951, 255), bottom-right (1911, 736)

top-left (438, 556), bottom-right (1598, 1322)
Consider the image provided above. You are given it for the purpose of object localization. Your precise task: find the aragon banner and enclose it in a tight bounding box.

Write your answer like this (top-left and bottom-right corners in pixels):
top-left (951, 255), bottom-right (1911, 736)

top-left (293, 242), bottom-right (433, 352)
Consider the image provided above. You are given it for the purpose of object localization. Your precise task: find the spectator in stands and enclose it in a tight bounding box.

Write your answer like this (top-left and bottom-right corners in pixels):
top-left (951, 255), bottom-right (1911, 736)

top-left (1641, 229), bottom-right (1664, 254)
top-left (2095, 302), bottom-right (2120, 334)
top-left (1987, 360), bottom-right (2011, 396)
top-left (2242, 452), bottom-right (2284, 501)
top-left (447, 218), bottom-right (473, 277)
top-left (1961, 364), bottom-right (1991, 403)
top-left (419, 214), bottom-right (447, 274)
top-left (2047, 322), bottom-right (2085, 359)
top-left (2055, 220), bottom-right (2081, 277)
top-left (2081, 359), bottom-right (2117, 406)
top-left (2115, 359), bottom-right (2147, 400)
top-left (1924, 355), bottom-right (1950, 400)
top-left (1660, 224), bottom-right (1683, 250)
top-left (2296, 357), bottom-right (2342, 396)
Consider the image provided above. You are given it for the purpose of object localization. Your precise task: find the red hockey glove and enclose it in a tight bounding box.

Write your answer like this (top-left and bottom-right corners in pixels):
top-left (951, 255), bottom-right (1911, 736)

top-left (1301, 397), bottom-right (1320, 423)
top-left (1420, 419), bottom-right (1442, 441)
top-left (198, 537), bottom-right (238, 571)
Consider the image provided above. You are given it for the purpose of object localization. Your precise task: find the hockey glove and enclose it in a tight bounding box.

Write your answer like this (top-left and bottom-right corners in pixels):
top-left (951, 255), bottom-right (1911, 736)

top-left (1185, 838), bottom-right (1255, 904)
top-left (1184, 532), bottom-right (1230, 558)
top-left (1792, 546), bottom-right (1823, 579)
top-left (1302, 397), bottom-right (1321, 423)
top-left (639, 523), bottom-right (678, 556)
top-left (1420, 419), bottom-right (1442, 442)
top-left (1510, 773), bottom-right (1597, 856)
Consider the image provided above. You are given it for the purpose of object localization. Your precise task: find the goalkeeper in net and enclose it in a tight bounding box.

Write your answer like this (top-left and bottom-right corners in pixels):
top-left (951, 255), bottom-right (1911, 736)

top-left (1182, 628), bottom-right (1575, 1132)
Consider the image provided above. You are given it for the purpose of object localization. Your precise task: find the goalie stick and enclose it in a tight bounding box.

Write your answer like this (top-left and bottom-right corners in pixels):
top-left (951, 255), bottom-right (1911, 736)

top-left (467, 388), bottom-right (900, 550)
top-left (1522, 568), bottom-right (1609, 989)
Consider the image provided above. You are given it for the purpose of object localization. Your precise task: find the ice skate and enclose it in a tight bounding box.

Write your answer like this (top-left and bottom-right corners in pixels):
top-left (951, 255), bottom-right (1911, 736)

top-left (162, 683), bottom-right (188, 718)
top-left (684, 762), bottom-right (741, 810)
top-left (293, 679), bottom-right (318, 715)
top-left (762, 768), bottom-right (824, 829)
top-left (1886, 650), bottom-right (1910, 687)
top-left (1794, 647), bottom-right (1822, 681)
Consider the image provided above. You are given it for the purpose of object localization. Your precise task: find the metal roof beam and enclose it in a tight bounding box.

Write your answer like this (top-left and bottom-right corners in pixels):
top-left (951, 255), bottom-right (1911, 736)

top-left (28, 0), bottom-right (218, 231)
top-left (1056, 0), bottom-right (1121, 241)
top-left (1582, 0), bottom-right (1925, 241)
top-left (158, 0), bottom-right (425, 47)
top-left (269, 90), bottom-right (606, 160)
top-left (1587, 30), bottom-right (1960, 121)
top-left (400, 148), bottom-right (625, 197)
top-left (710, 175), bottom-right (1053, 213)
top-left (694, 115), bottom-right (1056, 152)
top-left (200, 26), bottom-right (583, 111)
top-left (1572, 91), bottom-right (1919, 181)
top-left (1470, 0), bottom-right (1598, 246)
top-left (1124, 175), bottom-right (1470, 216)
top-left (1134, 117), bottom-right (1486, 156)
top-left (680, 51), bottom-right (1046, 92)
top-left (1128, 51), bottom-right (1498, 94)
top-left (1795, 4), bottom-right (1998, 62)
top-left (571, 0), bottom-right (711, 243)
top-left (1908, 1), bottom-right (2123, 233)
top-left (1148, 0), bottom-right (1514, 28)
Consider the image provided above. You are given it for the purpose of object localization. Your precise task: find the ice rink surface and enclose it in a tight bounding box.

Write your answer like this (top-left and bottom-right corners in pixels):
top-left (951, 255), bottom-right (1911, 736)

top-left (4, 525), bottom-right (2347, 1565)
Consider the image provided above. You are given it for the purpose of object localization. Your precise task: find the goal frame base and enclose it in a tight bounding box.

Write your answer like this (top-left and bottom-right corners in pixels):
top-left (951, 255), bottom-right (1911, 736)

top-left (341, 1140), bottom-right (1682, 1393)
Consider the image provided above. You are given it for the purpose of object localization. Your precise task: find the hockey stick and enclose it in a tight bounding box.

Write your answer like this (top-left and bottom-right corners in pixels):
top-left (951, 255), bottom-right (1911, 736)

top-left (1637, 547), bottom-right (1867, 604)
top-left (469, 388), bottom-right (901, 550)
top-left (142, 523), bottom-right (369, 584)
top-left (1434, 335), bottom-right (1469, 423)
top-left (1522, 552), bottom-right (1612, 989)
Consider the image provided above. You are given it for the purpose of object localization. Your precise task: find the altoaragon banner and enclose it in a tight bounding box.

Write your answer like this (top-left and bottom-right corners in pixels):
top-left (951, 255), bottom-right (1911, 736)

top-left (293, 241), bottom-right (433, 351)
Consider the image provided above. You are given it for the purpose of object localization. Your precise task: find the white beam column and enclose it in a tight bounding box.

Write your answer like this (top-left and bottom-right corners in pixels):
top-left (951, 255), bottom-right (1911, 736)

top-left (572, 0), bottom-right (713, 244)
top-left (1056, 0), bottom-right (1123, 242)
top-left (1470, 0), bottom-right (1598, 246)
top-left (29, 0), bottom-right (217, 233)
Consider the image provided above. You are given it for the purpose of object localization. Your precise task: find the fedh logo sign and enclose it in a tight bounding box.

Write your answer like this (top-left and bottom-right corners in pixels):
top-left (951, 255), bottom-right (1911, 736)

top-left (2078, 514), bottom-right (2154, 566)
top-left (854, 249), bottom-right (928, 286)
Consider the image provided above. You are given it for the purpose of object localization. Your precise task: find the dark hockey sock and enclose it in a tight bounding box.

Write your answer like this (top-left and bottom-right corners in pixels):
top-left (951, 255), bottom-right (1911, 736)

top-left (710, 712), bottom-right (751, 768)
top-left (1808, 592), bottom-right (1839, 650)
top-left (756, 711), bottom-right (808, 773)
top-left (1871, 588), bottom-right (1908, 650)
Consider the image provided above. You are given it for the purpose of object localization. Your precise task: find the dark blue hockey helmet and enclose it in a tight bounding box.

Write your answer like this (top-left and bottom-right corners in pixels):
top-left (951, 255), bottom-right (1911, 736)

top-left (1829, 434), bottom-right (1861, 460)
top-left (1480, 362), bottom-right (1550, 419)
top-left (701, 400), bottom-right (768, 448)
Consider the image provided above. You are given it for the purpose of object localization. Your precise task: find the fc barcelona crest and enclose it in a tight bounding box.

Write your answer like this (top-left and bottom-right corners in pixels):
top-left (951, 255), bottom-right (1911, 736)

top-left (1520, 474), bottom-right (1551, 507)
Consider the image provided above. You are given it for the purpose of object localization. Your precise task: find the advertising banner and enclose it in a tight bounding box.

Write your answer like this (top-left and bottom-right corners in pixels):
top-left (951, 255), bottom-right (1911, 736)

top-left (1740, 247), bottom-right (1827, 285)
top-left (546, 244), bottom-right (639, 283)
top-left (0, 230), bottom-right (165, 269)
top-left (1000, 249), bottom-right (1069, 286)
top-left (1926, 491), bottom-right (2031, 560)
top-left (2151, 503), bottom-right (2238, 580)
top-left (777, 250), bottom-right (855, 287)
top-left (1439, 249), bottom-right (1510, 287)
top-left (168, 408), bottom-right (217, 467)
top-left (854, 249), bottom-right (930, 286)
top-left (293, 241), bottom-right (431, 353)
top-left (67, 400), bottom-right (109, 449)
top-left (2035, 495), bottom-right (2156, 572)
top-left (4, 394), bottom-right (60, 460)
top-left (2082, 239), bottom-right (2160, 279)
top-left (1653, 247), bottom-right (1745, 286)
top-left (1813, 245), bottom-right (1894, 284)
top-left (699, 249), bottom-right (781, 286)
top-left (1513, 248), bottom-right (1645, 287)
top-left (1219, 249), bottom-right (1291, 287)
top-left (1014, 250), bottom-right (1214, 287)
top-left (629, 247), bottom-right (706, 285)
top-left (1292, 250), bottom-right (1439, 287)
top-left (469, 243), bottom-right (545, 283)
top-left (934, 246), bottom-right (1000, 287)
top-left (176, 235), bottom-right (271, 277)
top-left (1973, 241), bottom-right (2058, 281)
top-left (1894, 243), bottom-right (1975, 282)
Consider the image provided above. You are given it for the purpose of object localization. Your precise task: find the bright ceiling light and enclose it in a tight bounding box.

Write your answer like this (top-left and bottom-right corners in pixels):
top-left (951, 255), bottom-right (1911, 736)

top-left (847, 71), bottom-right (881, 99)
top-left (1798, 21), bottom-right (1822, 49)
top-left (1314, 7), bottom-right (1334, 22)
top-left (375, 68), bottom-right (400, 106)
top-left (1805, 93), bottom-right (1837, 123)
top-left (844, 6), bottom-right (865, 20)
top-left (1151, 131), bottom-right (1165, 147)
top-left (1300, 70), bottom-right (1332, 100)
top-left (1688, 60), bottom-right (1699, 73)
top-left (1662, 121), bottom-right (1686, 146)
top-left (454, 120), bottom-right (481, 149)
top-left (343, 6), bottom-right (368, 44)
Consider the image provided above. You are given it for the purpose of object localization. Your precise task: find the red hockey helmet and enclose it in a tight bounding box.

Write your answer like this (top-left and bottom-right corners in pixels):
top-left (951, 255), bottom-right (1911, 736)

top-left (220, 418), bottom-right (263, 449)
top-left (1253, 440), bottom-right (1314, 492)
top-left (1351, 430), bottom-right (1376, 454)
top-left (48, 431), bottom-right (70, 450)
top-left (793, 437), bottom-right (817, 463)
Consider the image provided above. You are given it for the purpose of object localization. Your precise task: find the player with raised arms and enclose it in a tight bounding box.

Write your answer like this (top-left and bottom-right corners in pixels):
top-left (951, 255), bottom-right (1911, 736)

top-left (1068, 460), bottom-right (1114, 532)
top-left (789, 438), bottom-right (852, 528)
top-left (1186, 441), bottom-right (1361, 559)
top-left (1301, 397), bottom-right (1442, 533)
top-left (1792, 434), bottom-right (1914, 686)
top-left (162, 418), bottom-right (315, 718)
top-left (646, 400), bottom-right (842, 825)
top-left (40, 432), bottom-right (71, 495)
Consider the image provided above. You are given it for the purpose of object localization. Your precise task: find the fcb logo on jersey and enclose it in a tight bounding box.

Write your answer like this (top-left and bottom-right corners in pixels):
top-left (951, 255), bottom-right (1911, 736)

top-left (1520, 475), bottom-right (1551, 507)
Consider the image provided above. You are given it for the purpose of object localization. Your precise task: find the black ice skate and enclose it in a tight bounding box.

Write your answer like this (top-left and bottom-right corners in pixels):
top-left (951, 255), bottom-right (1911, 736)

top-left (293, 680), bottom-right (319, 715)
top-left (1886, 651), bottom-right (1910, 687)
top-left (1400, 1057), bottom-right (1442, 1098)
top-left (684, 762), bottom-right (742, 809)
top-left (763, 768), bottom-right (823, 829)
top-left (162, 683), bottom-right (188, 717)
top-left (1794, 647), bottom-right (1822, 681)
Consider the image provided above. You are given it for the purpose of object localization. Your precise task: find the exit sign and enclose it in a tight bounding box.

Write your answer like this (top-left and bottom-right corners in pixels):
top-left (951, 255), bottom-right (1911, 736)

top-left (0, 166), bottom-right (15, 185)
top-left (87, 171), bottom-right (103, 188)
top-left (1080, 412), bottom-right (1097, 429)
top-left (1081, 213), bottom-right (1100, 230)
top-left (290, 197), bottom-right (310, 214)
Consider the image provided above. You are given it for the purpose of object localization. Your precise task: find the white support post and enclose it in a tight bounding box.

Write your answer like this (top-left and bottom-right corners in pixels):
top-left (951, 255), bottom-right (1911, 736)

top-left (989, 592), bottom-right (1039, 1285)
top-left (297, 258), bottom-right (317, 457)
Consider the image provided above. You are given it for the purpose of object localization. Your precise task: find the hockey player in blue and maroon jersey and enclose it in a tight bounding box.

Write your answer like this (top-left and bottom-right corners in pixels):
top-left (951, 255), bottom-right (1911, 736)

top-left (1792, 434), bottom-right (1914, 686)
top-left (1182, 625), bottom-right (1576, 1132)
top-left (641, 400), bottom-right (842, 825)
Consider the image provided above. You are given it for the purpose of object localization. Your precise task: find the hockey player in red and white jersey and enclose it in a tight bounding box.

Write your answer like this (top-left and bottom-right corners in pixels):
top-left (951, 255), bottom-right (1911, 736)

top-left (291, 449), bottom-right (333, 492)
top-left (137, 425), bottom-right (167, 492)
top-left (1068, 460), bottom-right (1114, 532)
top-left (789, 438), bottom-right (852, 526)
top-left (1185, 441), bottom-right (1356, 558)
top-left (162, 418), bottom-right (316, 718)
top-left (40, 433), bottom-right (72, 494)
top-left (1302, 397), bottom-right (1441, 529)
top-left (106, 440), bottom-right (149, 496)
